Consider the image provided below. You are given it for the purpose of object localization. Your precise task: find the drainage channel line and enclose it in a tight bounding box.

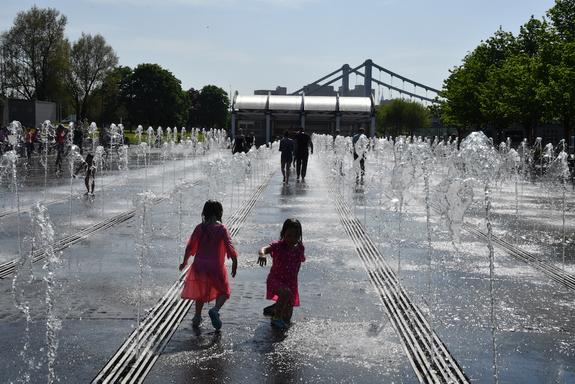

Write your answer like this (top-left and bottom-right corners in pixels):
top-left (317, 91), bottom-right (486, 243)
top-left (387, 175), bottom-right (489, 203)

top-left (428, 202), bottom-right (575, 291)
top-left (331, 188), bottom-right (469, 384)
top-left (0, 198), bottom-right (164, 279)
top-left (462, 223), bottom-right (575, 290)
top-left (92, 172), bottom-right (274, 384)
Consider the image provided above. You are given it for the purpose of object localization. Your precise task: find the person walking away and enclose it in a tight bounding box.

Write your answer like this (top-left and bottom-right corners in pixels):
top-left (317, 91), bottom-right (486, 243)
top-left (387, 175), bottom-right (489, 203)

top-left (294, 127), bottom-right (313, 182)
top-left (24, 127), bottom-right (36, 162)
top-left (179, 200), bottom-right (238, 330)
top-left (244, 131), bottom-right (255, 152)
top-left (279, 130), bottom-right (295, 184)
top-left (55, 125), bottom-right (67, 173)
top-left (73, 122), bottom-right (84, 155)
top-left (258, 218), bottom-right (305, 330)
top-left (74, 153), bottom-right (96, 195)
top-left (232, 129), bottom-right (246, 154)
top-left (352, 127), bottom-right (368, 183)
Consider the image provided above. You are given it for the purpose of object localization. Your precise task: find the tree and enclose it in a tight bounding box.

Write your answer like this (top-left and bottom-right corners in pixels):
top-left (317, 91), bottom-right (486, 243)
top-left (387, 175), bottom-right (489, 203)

top-left (481, 54), bottom-right (543, 142)
top-left (441, 28), bottom-right (517, 136)
top-left (545, 41), bottom-right (575, 143)
top-left (186, 87), bottom-right (201, 127)
top-left (0, 6), bottom-right (68, 101)
top-left (89, 66), bottom-right (132, 126)
top-left (121, 63), bottom-right (187, 127)
top-left (376, 99), bottom-right (431, 137)
top-left (547, 0), bottom-right (575, 40)
top-left (196, 85), bottom-right (229, 128)
top-left (67, 33), bottom-right (118, 120)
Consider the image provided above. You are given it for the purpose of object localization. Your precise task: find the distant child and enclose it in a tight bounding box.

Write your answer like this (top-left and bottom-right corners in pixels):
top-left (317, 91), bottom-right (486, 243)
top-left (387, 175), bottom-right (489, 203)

top-left (258, 218), bottom-right (305, 330)
top-left (180, 200), bottom-right (238, 330)
top-left (74, 153), bottom-right (96, 195)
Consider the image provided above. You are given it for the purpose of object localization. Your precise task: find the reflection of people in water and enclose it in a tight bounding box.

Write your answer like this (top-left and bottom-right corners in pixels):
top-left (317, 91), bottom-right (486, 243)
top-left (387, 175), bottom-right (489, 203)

top-left (74, 153), bottom-right (96, 195)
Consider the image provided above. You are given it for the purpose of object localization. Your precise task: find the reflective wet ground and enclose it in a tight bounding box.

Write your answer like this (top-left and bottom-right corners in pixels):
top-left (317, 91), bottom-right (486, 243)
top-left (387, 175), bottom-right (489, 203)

top-left (0, 145), bottom-right (574, 383)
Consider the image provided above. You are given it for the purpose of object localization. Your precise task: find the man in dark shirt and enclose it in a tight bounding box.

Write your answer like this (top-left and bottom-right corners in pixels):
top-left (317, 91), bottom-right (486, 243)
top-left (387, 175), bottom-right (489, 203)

top-left (232, 129), bottom-right (246, 154)
top-left (294, 127), bottom-right (313, 182)
top-left (279, 130), bottom-right (295, 184)
top-left (244, 131), bottom-right (255, 152)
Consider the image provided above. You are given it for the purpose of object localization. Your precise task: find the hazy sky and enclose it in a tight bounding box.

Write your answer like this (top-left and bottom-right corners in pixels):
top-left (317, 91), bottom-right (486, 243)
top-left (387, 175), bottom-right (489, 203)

top-left (1, 0), bottom-right (557, 99)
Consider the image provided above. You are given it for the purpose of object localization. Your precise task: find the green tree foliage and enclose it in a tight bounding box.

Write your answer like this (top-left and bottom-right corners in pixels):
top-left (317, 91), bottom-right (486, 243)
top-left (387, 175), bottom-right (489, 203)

top-left (67, 33), bottom-right (118, 120)
top-left (196, 85), bottom-right (230, 129)
top-left (89, 66), bottom-right (132, 126)
top-left (0, 6), bottom-right (68, 101)
top-left (441, 0), bottom-right (575, 142)
top-left (121, 63), bottom-right (187, 127)
top-left (547, 0), bottom-right (575, 40)
top-left (544, 41), bottom-right (575, 141)
top-left (186, 88), bottom-right (201, 127)
top-left (376, 99), bottom-right (431, 137)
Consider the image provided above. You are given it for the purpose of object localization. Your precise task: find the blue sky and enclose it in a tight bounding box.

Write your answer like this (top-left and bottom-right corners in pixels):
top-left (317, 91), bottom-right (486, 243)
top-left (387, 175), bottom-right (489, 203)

top-left (1, 0), bottom-right (557, 99)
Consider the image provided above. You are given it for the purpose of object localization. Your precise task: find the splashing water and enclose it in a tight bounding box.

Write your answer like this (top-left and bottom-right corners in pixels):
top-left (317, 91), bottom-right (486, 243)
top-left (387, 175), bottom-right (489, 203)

top-left (33, 203), bottom-right (62, 384)
top-left (458, 131), bottom-right (502, 384)
top-left (133, 191), bottom-right (156, 355)
top-left (88, 122), bottom-right (98, 154)
top-left (68, 145), bottom-right (84, 228)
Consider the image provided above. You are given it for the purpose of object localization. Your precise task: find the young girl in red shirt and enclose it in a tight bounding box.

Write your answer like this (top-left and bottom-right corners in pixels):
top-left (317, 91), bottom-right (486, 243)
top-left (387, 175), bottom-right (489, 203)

top-left (258, 218), bottom-right (305, 330)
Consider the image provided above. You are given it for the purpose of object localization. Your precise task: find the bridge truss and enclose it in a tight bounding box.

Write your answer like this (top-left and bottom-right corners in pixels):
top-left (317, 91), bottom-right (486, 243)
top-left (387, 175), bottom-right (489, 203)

top-left (291, 59), bottom-right (442, 104)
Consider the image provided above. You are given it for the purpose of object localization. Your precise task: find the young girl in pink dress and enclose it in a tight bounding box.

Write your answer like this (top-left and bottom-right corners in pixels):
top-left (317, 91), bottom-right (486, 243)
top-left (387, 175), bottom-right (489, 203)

top-left (258, 218), bottom-right (305, 330)
top-left (180, 200), bottom-right (238, 330)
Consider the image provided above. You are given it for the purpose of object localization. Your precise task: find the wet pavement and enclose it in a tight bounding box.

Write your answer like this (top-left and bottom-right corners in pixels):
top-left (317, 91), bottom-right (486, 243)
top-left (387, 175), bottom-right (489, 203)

top-left (1, 144), bottom-right (574, 383)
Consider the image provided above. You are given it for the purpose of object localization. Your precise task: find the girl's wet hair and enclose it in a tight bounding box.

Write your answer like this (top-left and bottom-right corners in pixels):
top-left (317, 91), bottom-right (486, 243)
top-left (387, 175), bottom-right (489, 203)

top-left (280, 218), bottom-right (302, 242)
top-left (85, 154), bottom-right (94, 163)
top-left (202, 200), bottom-right (223, 223)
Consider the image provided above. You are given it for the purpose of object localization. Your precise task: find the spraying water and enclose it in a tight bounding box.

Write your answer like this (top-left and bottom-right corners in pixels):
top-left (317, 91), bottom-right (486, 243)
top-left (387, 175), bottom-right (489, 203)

top-left (458, 131), bottom-right (502, 384)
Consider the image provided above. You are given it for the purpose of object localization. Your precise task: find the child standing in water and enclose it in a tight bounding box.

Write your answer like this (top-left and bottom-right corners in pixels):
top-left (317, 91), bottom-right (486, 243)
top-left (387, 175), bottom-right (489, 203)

top-left (74, 153), bottom-right (96, 196)
top-left (258, 218), bottom-right (305, 330)
top-left (180, 200), bottom-right (238, 330)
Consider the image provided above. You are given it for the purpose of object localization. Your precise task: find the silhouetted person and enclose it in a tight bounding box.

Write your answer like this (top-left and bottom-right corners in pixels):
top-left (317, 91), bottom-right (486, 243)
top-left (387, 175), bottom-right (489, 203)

top-left (244, 131), bottom-right (255, 152)
top-left (24, 127), bottom-right (36, 161)
top-left (73, 122), bottom-right (84, 154)
top-left (279, 130), bottom-right (294, 184)
top-left (294, 127), bottom-right (313, 182)
top-left (74, 153), bottom-right (96, 195)
top-left (55, 124), bottom-right (67, 173)
top-left (352, 127), bottom-right (367, 183)
top-left (232, 129), bottom-right (246, 154)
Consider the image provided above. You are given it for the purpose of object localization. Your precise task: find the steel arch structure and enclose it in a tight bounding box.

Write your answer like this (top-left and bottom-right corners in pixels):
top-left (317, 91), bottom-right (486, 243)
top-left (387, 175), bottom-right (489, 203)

top-left (291, 59), bottom-right (442, 104)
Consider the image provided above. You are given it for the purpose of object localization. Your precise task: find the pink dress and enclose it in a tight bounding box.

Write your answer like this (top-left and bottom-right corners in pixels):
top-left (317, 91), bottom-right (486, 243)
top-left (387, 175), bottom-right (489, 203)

top-left (266, 240), bottom-right (305, 306)
top-left (181, 223), bottom-right (238, 302)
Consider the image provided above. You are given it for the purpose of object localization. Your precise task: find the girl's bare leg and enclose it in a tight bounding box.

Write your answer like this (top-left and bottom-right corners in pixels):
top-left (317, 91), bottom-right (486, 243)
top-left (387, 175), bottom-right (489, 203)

top-left (214, 294), bottom-right (227, 310)
top-left (195, 300), bottom-right (204, 316)
top-left (274, 287), bottom-right (292, 321)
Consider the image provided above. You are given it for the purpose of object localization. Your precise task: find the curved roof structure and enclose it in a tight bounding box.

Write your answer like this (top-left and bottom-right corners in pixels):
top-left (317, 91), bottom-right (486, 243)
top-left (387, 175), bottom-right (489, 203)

top-left (232, 94), bottom-right (373, 115)
top-left (338, 97), bottom-right (372, 113)
top-left (234, 95), bottom-right (268, 110)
